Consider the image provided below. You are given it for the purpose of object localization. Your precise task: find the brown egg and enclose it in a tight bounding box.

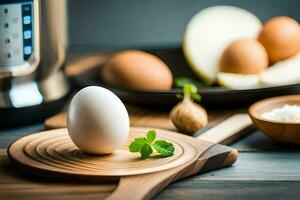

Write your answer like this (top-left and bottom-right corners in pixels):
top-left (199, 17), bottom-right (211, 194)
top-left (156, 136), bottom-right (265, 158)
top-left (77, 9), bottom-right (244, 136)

top-left (101, 50), bottom-right (173, 90)
top-left (258, 16), bottom-right (300, 63)
top-left (219, 39), bottom-right (269, 74)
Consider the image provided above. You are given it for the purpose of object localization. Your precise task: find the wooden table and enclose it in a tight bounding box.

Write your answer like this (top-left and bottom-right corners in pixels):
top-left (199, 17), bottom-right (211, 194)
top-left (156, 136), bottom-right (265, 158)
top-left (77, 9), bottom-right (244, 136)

top-left (1, 109), bottom-right (300, 200)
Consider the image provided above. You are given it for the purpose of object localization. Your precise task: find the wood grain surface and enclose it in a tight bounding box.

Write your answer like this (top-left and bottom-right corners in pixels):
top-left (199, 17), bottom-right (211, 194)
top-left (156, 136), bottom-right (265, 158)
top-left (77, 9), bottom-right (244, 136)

top-left (7, 111), bottom-right (256, 200)
top-left (2, 143), bottom-right (237, 200)
top-left (45, 106), bottom-right (176, 131)
top-left (2, 97), bottom-right (298, 200)
top-left (8, 128), bottom-right (204, 178)
top-left (8, 125), bottom-right (241, 200)
top-left (2, 148), bottom-right (300, 200)
top-left (45, 105), bottom-right (245, 131)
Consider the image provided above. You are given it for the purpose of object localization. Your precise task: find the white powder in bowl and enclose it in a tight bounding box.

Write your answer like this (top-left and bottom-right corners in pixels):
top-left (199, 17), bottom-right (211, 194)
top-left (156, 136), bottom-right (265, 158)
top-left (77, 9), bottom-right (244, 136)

top-left (261, 104), bottom-right (300, 122)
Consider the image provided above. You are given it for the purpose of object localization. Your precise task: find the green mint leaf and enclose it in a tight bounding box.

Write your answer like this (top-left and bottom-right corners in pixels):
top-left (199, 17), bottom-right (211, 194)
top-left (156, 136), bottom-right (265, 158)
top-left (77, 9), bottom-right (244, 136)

top-left (146, 130), bottom-right (156, 144)
top-left (152, 140), bottom-right (174, 157)
top-left (129, 130), bottom-right (175, 160)
top-left (140, 143), bottom-right (153, 160)
top-left (129, 137), bottom-right (147, 152)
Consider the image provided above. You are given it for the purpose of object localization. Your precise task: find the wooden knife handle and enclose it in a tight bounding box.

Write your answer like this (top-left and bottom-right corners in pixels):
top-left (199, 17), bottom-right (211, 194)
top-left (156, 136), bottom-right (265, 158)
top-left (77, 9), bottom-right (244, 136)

top-left (106, 114), bottom-right (251, 200)
top-left (106, 144), bottom-right (237, 200)
top-left (197, 114), bottom-right (255, 145)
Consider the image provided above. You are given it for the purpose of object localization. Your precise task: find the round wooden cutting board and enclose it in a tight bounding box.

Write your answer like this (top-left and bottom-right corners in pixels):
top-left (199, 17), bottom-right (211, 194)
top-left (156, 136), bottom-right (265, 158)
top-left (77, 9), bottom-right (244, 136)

top-left (8, 127), bottom-right (209, 179)
top-left (8, 115), bottom-right (254, 200)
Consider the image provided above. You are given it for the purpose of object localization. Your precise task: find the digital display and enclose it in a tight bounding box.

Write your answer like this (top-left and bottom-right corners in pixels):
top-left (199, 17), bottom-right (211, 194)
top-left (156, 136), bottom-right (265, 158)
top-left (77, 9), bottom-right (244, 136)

top-left (0, 0), bottom-right (34, 68)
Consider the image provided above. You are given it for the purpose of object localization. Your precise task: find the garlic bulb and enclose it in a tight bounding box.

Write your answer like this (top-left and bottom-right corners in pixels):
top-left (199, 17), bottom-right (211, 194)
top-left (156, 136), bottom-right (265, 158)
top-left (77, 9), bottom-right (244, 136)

top-left (170, 84), bottom-right (208, 135)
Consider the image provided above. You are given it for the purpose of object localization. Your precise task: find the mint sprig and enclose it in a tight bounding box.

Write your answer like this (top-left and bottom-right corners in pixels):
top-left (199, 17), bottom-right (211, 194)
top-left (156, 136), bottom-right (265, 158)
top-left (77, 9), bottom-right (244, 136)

top-left (129, 130), bottom-right (175, 160)
top-left (152, 140), bottom-right (174, 157)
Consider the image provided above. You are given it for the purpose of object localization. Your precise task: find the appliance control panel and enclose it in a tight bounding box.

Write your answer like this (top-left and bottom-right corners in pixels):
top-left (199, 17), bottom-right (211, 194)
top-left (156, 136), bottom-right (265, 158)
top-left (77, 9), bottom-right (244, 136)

top-left (0, 0), bottom-right (34, 69)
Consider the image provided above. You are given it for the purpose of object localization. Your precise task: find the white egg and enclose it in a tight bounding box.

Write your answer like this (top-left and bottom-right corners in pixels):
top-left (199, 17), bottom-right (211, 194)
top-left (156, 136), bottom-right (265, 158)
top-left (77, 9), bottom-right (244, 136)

top-left (67, 86), bottom-right (130, 154)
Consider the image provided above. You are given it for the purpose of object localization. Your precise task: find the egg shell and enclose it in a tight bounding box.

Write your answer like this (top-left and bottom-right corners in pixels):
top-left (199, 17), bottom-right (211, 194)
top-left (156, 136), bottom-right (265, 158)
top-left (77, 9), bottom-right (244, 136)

top-left (258, 16), bottom-right (300, 63)
top-left (101, 50), bottom-right (173, 91)
top-left (67, 86), bottom-right (130, 154)
top-left (219, 39), bottom-right (269, 74)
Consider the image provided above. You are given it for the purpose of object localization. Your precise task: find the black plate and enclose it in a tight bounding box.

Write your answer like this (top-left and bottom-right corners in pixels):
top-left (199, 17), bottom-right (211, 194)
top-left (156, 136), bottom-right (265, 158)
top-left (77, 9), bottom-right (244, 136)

top-left (0, 93), bottom-right (70, 128)
top-left (70, 48), bottom-right (300, 109)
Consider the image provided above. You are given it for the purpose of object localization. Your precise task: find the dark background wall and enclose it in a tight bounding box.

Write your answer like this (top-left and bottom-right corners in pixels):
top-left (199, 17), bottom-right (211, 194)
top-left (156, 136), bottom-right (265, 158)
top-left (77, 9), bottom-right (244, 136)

top-left (67, 0), bottom-right (300, 51)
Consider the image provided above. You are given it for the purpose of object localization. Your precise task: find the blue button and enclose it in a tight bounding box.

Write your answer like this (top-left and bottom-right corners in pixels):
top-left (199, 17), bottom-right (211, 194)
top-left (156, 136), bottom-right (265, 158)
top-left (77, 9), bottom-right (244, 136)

top-left (24, 46), bottom-right (32, 55)
top-left (23, 16), bottom-right (31, 25)
top-left (24, 31), bottom-right (32, 39)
